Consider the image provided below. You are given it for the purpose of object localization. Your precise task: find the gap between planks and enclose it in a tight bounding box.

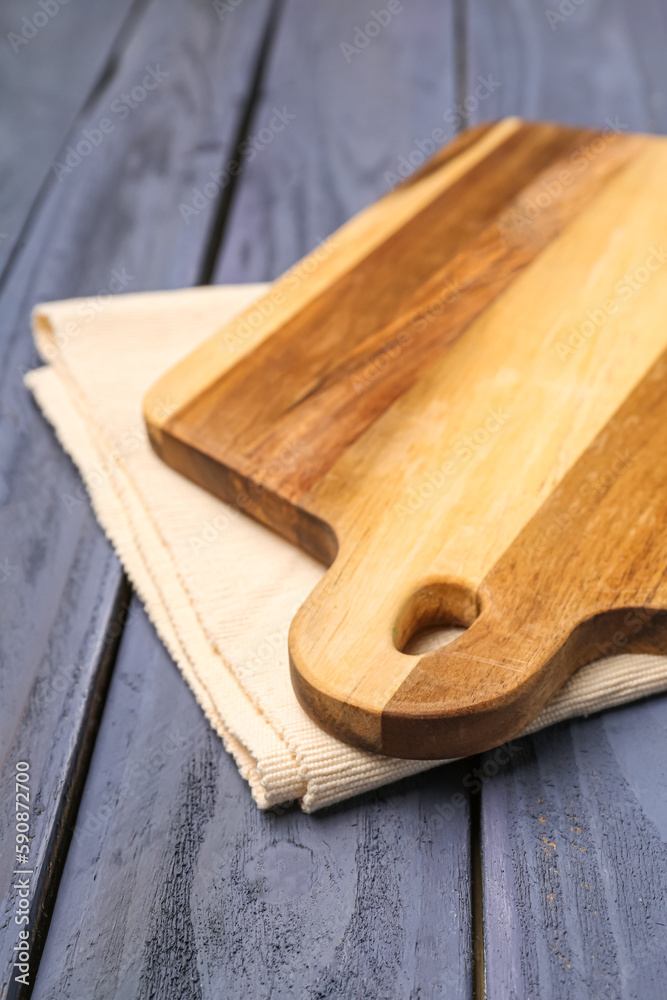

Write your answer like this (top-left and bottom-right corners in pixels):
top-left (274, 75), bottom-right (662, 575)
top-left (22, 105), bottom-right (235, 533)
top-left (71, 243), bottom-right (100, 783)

top-left (453, 5), bottom-right (487, 991)
top-left (197, 0), bottom-right (286, 286)
top-left (9, 5), bottom-right (283, 998)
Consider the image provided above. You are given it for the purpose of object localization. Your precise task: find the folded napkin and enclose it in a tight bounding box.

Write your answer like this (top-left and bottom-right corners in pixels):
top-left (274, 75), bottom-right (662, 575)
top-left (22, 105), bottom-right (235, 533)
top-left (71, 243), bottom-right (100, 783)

top-left (26, 284), bottom-right (667, 812)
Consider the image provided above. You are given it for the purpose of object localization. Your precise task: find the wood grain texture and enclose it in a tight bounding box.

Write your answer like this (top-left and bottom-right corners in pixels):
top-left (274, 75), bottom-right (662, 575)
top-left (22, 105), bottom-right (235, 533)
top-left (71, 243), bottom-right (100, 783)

top-left (480, 707), bottom-right (667, 999)
top-left (147, 120), bottom-right (667, 759)
top-left (0, 540), bottom-right (127, 999)
top-left (0, 6), bottom-right (144, 988)
top-left (32, 2), bottom-right (476, 998)
top-left (146, 119), bottom-right (514, 448)
top-left (465, 0), bottom-right (667, 135)
top-left (383, 349), bottom-right (667, 755)
top-left (33, 602), bottom-right (474, 1000)
top-left (159, 122), bottom-right (632, 505)
top-left (213, 0), bottom-right (458, 282)
top-left (0, 0), bottom-right (138, 277)
top-left (0, 0), bottom-right (274, 995)
top-left (465, 3), bottom-right (667, 996)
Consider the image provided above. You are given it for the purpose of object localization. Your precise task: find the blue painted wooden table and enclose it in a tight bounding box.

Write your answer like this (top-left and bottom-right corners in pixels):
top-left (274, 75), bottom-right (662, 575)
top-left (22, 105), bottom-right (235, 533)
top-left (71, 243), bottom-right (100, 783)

top-left (2, 1), bottom-right (667, 997)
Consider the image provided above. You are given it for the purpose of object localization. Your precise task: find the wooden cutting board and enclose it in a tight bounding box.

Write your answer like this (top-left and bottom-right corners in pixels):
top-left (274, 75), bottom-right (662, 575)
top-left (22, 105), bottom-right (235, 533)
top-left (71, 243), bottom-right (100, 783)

top-left (145, 118), bottom-right (667, 760)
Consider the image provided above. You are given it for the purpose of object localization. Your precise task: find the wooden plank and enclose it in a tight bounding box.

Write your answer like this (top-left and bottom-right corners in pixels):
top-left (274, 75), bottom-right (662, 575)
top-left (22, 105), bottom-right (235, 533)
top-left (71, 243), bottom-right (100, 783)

top-left (33, 602), bottom-right (474, 1000)
top-left (480, 711), bottom-right (667, 998)
top-left (0, 0), bottom-right (137, 275)
top-left (32, 1), bottom-right (474, 996)
top-left (465, 2), bottom-right (667, 995)
top-left (0, 0), bottom-right (274, 994)
top-left (0, 556), bottom-right (129, 997)
top-left (214, 0), bottom-right (459, 281)
top-left (465, 0), bottom-right (667, 132)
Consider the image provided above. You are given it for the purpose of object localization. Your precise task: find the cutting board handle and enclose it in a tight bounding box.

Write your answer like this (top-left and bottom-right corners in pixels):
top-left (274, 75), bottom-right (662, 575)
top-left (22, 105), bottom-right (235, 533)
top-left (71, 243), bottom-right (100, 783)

top-left (289, 574), bottom-right (565, 760)
top-left (290, 561), bottom-right (667, 760)
top-left (290, 352), bottom-right (667, 759)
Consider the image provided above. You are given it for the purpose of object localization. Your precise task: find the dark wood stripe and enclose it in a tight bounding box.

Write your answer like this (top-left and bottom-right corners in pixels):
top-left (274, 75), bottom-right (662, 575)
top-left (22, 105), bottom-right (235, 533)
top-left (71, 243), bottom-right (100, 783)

top-left (171, 124), bottom-right (586, 458)
top-left (259, 132), bottom-right (643, 501)
top-left (165, 123), bottom-right (642, 514)
top-left (382, 345), bottom-right (667, 758)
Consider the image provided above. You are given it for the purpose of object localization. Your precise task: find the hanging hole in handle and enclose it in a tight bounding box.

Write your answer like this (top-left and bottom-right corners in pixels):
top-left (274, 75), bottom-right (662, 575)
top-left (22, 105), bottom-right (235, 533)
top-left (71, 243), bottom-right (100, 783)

top-left (395, 581), bottom-right (480, 655)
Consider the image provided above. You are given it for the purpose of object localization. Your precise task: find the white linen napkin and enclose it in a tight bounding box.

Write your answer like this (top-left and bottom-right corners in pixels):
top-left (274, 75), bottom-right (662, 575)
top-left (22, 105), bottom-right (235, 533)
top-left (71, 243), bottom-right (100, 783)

top-left (25, 284), bottom-right (667, 811)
